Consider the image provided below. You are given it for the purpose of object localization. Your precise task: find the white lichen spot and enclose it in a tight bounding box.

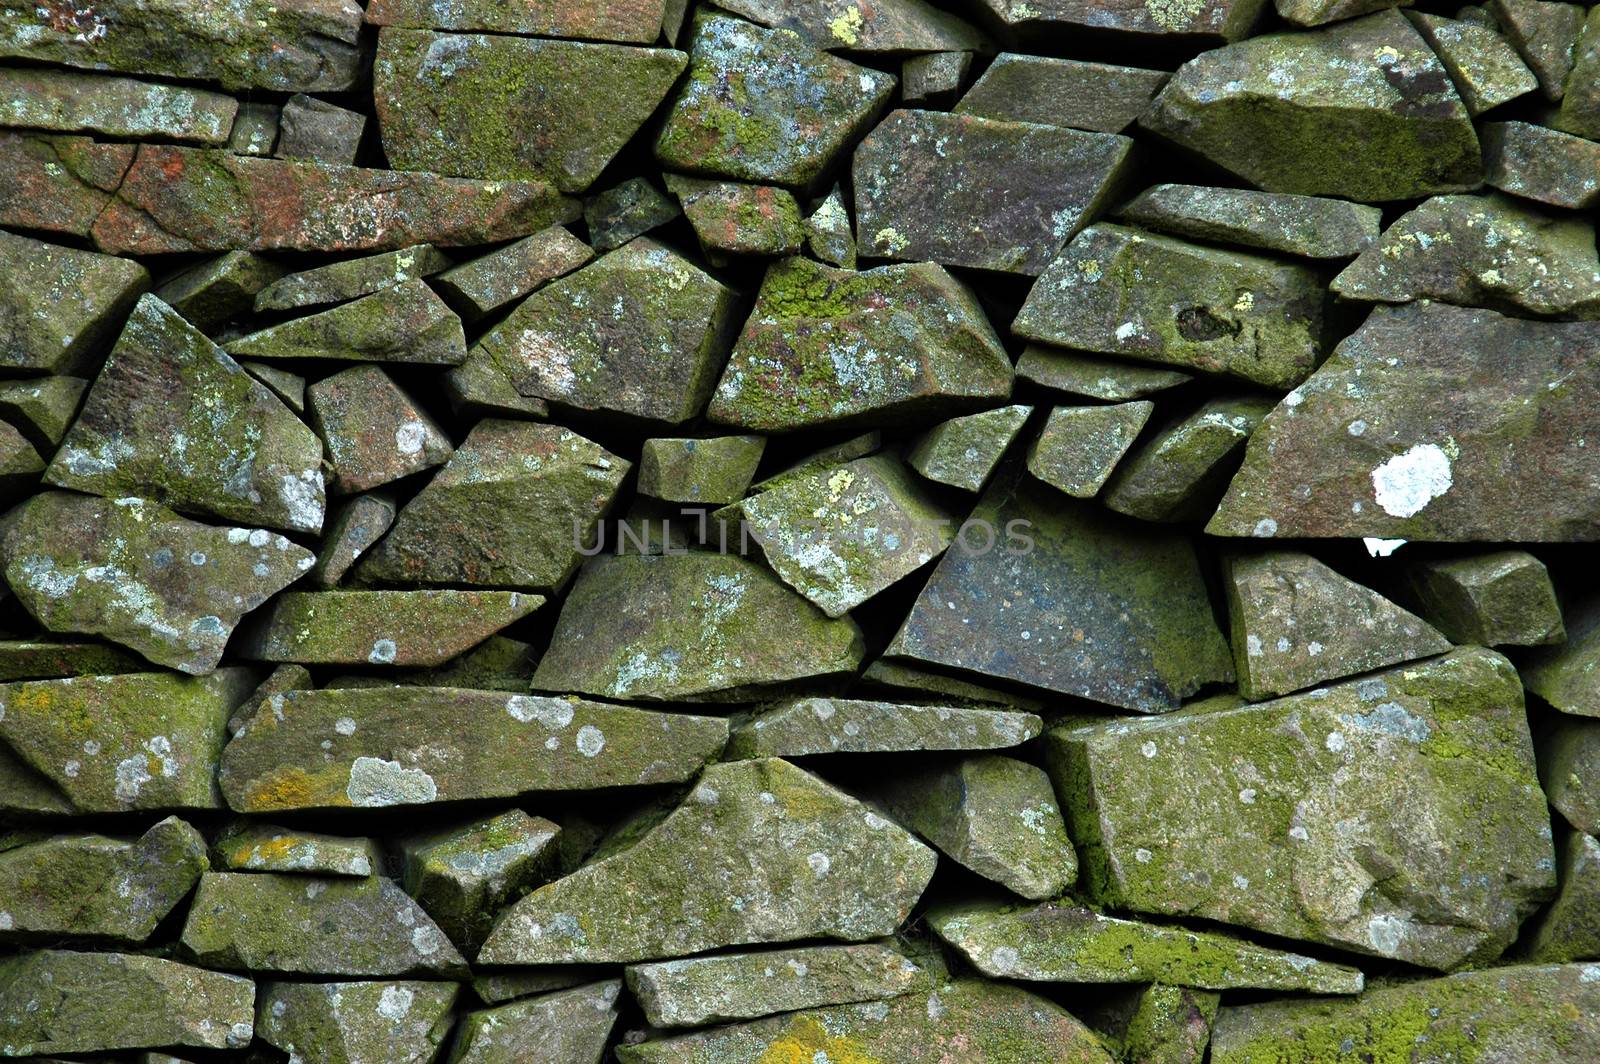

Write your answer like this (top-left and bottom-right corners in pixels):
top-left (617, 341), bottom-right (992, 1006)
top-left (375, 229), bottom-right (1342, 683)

top-left (334, 717), bottom-right (357, 736)
top-left (376, 984), bottom-right (414, 1020)
top-left (1252, 518), bottom-right (1278, 538)
top-left (368, 638), bottom-right (398, 665)
top-left (346, 756), bottom-right (437, 807)
top-left (989, 946), bottom-right (1020, 973)
top-left (1140, 740), bottom-right (1158, 759)
top-left (575, 724), bottom-right (606, 758)
top-left (506, 695), bottom-right (573, 729)
top-left (807, 851), bottom-right (831, 877)
top-left (1370, 443), bottom-right (1452, 518)
top-left (394, 420), bottom-right (428, 456)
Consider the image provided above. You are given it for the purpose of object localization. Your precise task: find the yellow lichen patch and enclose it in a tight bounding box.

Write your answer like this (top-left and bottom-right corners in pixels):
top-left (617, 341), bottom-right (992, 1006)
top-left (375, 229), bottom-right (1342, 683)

top-left (1145, 0), bottom-right (1207, 32)
top-left (243, 766), bottom-right (345, 811)
top-left (758, 1017), bottom-right (881, 1064)
top-left (828, 6), bottom-right (864, 45)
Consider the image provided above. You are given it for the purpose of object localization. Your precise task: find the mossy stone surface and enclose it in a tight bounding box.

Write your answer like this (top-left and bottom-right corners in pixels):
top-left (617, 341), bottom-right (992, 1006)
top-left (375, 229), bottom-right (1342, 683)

top-left (1482, 120), bottom-right (1600, 209)
top-left (365, 0), bottom-right (665, 41)
top-left (1552, 6), bottom-right (1600, 139)
top-left (0, 132), bottom-right (133, 242)
top-left (258, 980), bottom-right (459, 1064)
top-left (445, 980), bottom-right (622, 1064)
top-left (155, 252), bottom-right (284, 333)
top-left (213, 821), bottom-right (381, 877)
top-left (1538, 717), bottom-right (1600, 833)
top-left (402, 809), bottom-right (561, 952)
top-left (1017, 346), bottom-right (1193, 402)
top-left (1122, 984), bottom-right (1220, 1064)
top-left (254, 245), bottom-right (451, 313)
top-left (803, 184), bottom-right (855, 268)
top-left (0, 377), bottom-right (88, 452)
top-left (0, 67), bottom-right (237, 144)
top-left (1027, 402), bottom-right (1153, 499)
top-left (955, 54), bottom-right (1168, 134)
top-left (434, 226), bottom-right (593, 319)
top-left (0, 640), bottom-right (143, 683)
top-left (1117, 184), bottom-right (1382, 259)
top-left (310, 494), bottom-right (397, 589)
top-left (1104, 395), bottom-right (1275, 523)
top-left (1407, 11), bottom-right (1539, 114)
top-left (1408, 550), bottom-right (1565, 646)
top-left (1493, 0), bottom-right (1584, 100)
top-left (308, 366), bottom-right (453, 495)
top-left (908, 405), bottom-right (1031, 493)
top-left (667, 176), bottom-right (806, 259)
top-left (228, 278), bottom-right (466, 365)
top-left (584, 178), bottom-right (681, 254)
top-left (1524, 830), bottom-right (1600, 962)
top-left (728, 698), bottom-right (1041, 758)
top-left (715, 0), bottom-right (986, 53)
top-left (237, 590), bottom-right (542, 667)
top-left (0, 228), bottom-right (150, 376)
top-left (639, 435), bottom-right (767, 504)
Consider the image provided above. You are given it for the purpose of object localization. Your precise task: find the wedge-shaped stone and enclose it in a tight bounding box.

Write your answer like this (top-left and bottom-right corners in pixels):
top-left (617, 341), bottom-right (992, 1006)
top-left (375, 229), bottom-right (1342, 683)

top-left (0, 424), bottom-right (43, 501)
top-left (0, 817), bottom-right (206, 942)
top-left (1017, 347), bottom-right (1193, 402)
top-left (259, 980), bottom-right (459, 1064)
top-left (214, 822), bottom-right (381, 876)
top-left (668, 176), bottom-right (803, 260)
top-left (0, 669), bottom-right (254, 812)
top-left (1090, 983), bottom-right (1218, 1064)
top-left (655, 12), bottom-right (896, 186)
top-left (876, 755), bottom-right (1074, 899)
top-left (732, 453), bottom-right (954, 617)
top-left (376, 30), bottom-right (685, 192)
top-left (446, 981), bottom-right (621, 1064)
top-left (1539, 718), bottom-right (1600, 832)
top-left (403, 810), bottom-right (561, 952)
top-left (1409, 12), bottom-right (1539, 114)
top-left (908, 405), bottom-right (1031, 493)
top-left (854, 111), bottom-right (1133, 275)
top-left (1117, 185), bottom-right (1381, 259)
top-left (46, 295), bottom-right (325, 533)
top-left (220, 687), bottom-right (728, 812)
top-left (367, 0), bottom-right (662, 39)
top-left (1104, 395), bottom-right (1275, 522)
top-left (1209, 302), bottom-right (1600, 540)
top-left (1049, 648), bottom-right (1556, 969)
top-left (480, 758), bottom-right (935, 964)
top-left (1494, 0), bottom-right (1584, 99)
top-left (0, 744), bottom-right (73, 818)
top-left (955, 55), bottom-right (1168, 134)
top-left (889, 474), bottom-right (1233, 713)
top-left (0, 640), bottom-right (141, 683)
top-left (1483, 120), bottom-right (1600, 209)
top-left (1525, 830), bottom-right (1600, 961)
top-left (1276, 0), bottom-right (1406, 27)
top-left (228, 279), bottom-right (466, 365)
top-left (469, 968), bottom-right (610, 1006)
top-left (932, 901), bottom-right (1362, 993)
top-left (0, 0), bottom-right (361, 92)
top-left (237, 590), bottom-right (541, 667)
top-left (357, 420), bottom-right (629, 591)
top-left (156, 252), bottom-right (284, 332)
top-left (639, 436), bottom-right (766, 505)
top-left (586, 177), bottom-right (681, 253)
top-left (1210, 963), bottom-right (1600, 1063)
top-left (182, 872), bottom-right (465, 976)
top-left (434, 226), bottom-right (593, 320)
top-left (728, 698), bottom-right (1041, 758)
top-left (616, 979), bottom-right (1116, 1064)
top-left (709, 256), bottom-right (1013, 432)
top-left (804, 184), bottom-right (855, 267)
top-left (1027, 402), bottom-right (1151, 499)
top-left (92, 146), bottom-right (578, 255)
top-left (276, 93), bottom-right (366, 165)
top-left (308, 367), bottom-right (453, 494)
top-left (0, 229), bottom-right (149, 376)
top-left (2, 493), bottom-right (314, 674)
top-left (0, 950), bottom-right (254, 1056)
top-left (973, 0), bottom-right (1264, 40)
top-left (0, 67), bottom-right (237, 144)
top-left (1333, 194), bottom-right (1600, 317)
top-left (1553, 6), bottom-right (1600, 139)
top-left (627, 943), bottom-right (924, 1028)
top-left (311, 495), bottom-right (397, 589)
top-left (1142, 11), bottom-right (1482, 201)
top-left (1015, 224), bottom-right (1324, 390)
top-left (532, 553), bottom-right (865, 701)
top-left (1226, 551), bottom-right (1450, 701)
top-left (1410, 550), bottom-right (1564, 647)
top-left (473, 238), bottom-right (737, 425)
top-left (716, 0), bottom-right (984, 52)
top-left (0, 377), bottom-right (89, 452)
top-left (255, 246), bottom-right (452, 313)
top-left (1523, 597), bottom-right (1600, 716)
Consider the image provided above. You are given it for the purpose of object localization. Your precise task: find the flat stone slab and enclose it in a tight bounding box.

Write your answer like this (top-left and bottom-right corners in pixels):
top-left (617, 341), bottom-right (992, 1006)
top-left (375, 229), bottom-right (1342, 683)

top-left (254, 245), bottom-right (452, 312)
top-left (447, 981), bottom-right (622, 1064)
top-left (715, 0), bottom-right (985, 53)
top-left (1117, 184), bottom-right (1382, 259)
top-left (365, 0), bottom-right (664, 40)
top-left (237, 590), bottom-right (541, 666)
top-left (214, 822), bottom-right (382, 876)
top-left (258, 980), bottom-right (459, 1064)
top-left (0, 67), bottom-right (237, 144)
top-left (1483, 120), bottom-right (1600, 209)
top-left (1104, 395), bottom-right (1276, 523)
top-left (955, 54), bottom-right (1168, 133)
top-left (727, 698), bottom-right (1041, 758)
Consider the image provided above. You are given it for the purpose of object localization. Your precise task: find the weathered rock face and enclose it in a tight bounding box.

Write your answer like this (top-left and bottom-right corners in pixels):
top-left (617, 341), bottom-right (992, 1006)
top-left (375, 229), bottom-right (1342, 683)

top-left (1523, 595), bottom-right (1600, 716)
top-left (478, 758), bottom-right (936, 964)
top-left (1409, 550), bottom-right (1565, 647)
top-left (1483, 120), bottom-right (1600, 209)
top-left (0, 67), bottom-right (238, 144)
top-left (0, 228), bottom-right (149, 376)
top-left (255, 245), bottom-right (452, 313)
top-left (956, 55), bottom-right (1168, 133)
top-left (1524, 830), bottom-right (1600, 962)
top-left (214, 822), bottom-right (381, 876)
top-left (669, 176), bottom-right (805, 260)
top-left (447, 981), bottom-right (622, 1064)
top-left (434, 226), bottom-right (593, 320)
top-left (402, 809), bottom-right (561, 952)
top-left (1116, 184), bottom-right (1381, 259)
top-left (1210, 302), bottom-right (1600, 541)
top-left (908, 405), bottom-right (1032, 493)
top-left (257, 980), bottom-right (459, 1064)
top-left (1142, 11), bottom-right (1483, 201)
top-left (227, 279), bottom-right (467, 365)
top-left (1049, 649), bottom-right (1555, 969)
top-left (236, 590), bottom-right (543, 666)
top-left (715, 0), bottom-right (985, 53)
top-left (366, 0), bottom-right (665, 39)
top-left (727, 698), bottom-right (1041, 758)
top-left (219, 688), bottom-right (728, 812)
top-left (1104, 395), bottom-right (1275, 523)
top-left (1027, 402), bottom-right (1152, 499)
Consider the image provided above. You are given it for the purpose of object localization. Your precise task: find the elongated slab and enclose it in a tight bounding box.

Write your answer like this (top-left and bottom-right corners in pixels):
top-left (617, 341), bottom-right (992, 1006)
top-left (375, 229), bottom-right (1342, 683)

top-left (235, 590), bottom-right (541, 666)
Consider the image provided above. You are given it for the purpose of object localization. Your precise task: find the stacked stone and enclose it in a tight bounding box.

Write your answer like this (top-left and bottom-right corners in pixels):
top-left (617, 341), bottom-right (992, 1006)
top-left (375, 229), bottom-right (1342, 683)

top-left (1, 0), bottom-right (1600, 1060)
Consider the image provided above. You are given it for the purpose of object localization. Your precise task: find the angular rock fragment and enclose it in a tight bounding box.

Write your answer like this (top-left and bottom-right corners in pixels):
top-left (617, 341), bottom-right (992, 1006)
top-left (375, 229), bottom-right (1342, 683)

top-left (366, 0), bottom-right (664, 40)
top-left (0, 378), bottom-right (86, 452)
top-left (956, 55), bottom-right (1168, 134)
top-left (860, 660), bottom-right (1047, 712)
top-left (1092, 984), bottom-right (1219, 1064)
top-left (479, 758), bottom-right (935, 963)
top-left (655, 12), bottom-right (896, 187)
top-left (1522, 598), bottom-right (1600, 716)
top-left (1540, 718), bottom-right (1600, 832)
top-left (876, 755), bottom-right (1075, 899)
top-left (93, 146), bottom-right (577, 255)
top-left (1104, 395), bottom-right (1275, 522)
top-left (616, 979), bottom-right (1116, 1064)
top-left (727, 698), bottom-right (1041, 758)
top-left (0, 816), bottom-right (207, 942)
top-left (0, 669), bottom-right (254, 812)
top-left (241, 361), bottom-right (308, 412)
top-left (908, 405), bottom-right (1031, 493)
top-left (627, 943), bottom-right (924, 1028)
top-left (1408, 12), bottom-right (1539, 114)
top-left (1409, 551), bottom-right (1564, 646)
top-left (214, 821), bottom-right (381, 876)
top-left (931, 901), bottom-right (1363, 992)
top-left (973, 0), bottom-right (1264, 40)
top-left (2, 492), bottom-right (314, 674)
top-left (220, 687), bottom-right (727, 811)
top-left (446, 981), bottom-right (622, 1064)
top-left (0, 132), bottom-right (131, 241)
top-left (311, 494), bottom-right (397, 588)
top-left (1050, 648), bottom-right (1555, 969)
top-left (229, 102), bottom-right (279, 156)
top-left (1483, 121), bottom-right (1600, 209)
top-left (1332, 194), bottom-right (1600, 317)
top-left (1226, 551), bottom-right (1450, 701)
top-left (403, 810), bottom-right (560, 952)
top-left (639, 436), bottom-right (766, 504)
top-left (469, 967), bottom-right (611, 1006)
top-left (258, 980), bottom-right (459, 1064)
top-left (750, 431), bottom-right (882, 494)
top-left (1142, 11), bottom-right (1483, 201)
top-left (227, 663), bottom-right (313, 736)
top-left (733, 454), bottom-right (953, 616)
top-left (237, 590), bottom-right (541, 667)
top-left (156, 252), bottom-right (284, 332)
top-left (376, 30), bottom-right (686, 192)
top-left (716, 0), bottom-right (985, 53)
top-left (308, 367), bottom-right (452, 494)
top-left (434, 227), bottom-right (592, 320)
top-left (0, 950), bottom-right (254, 1055)
top-left (228, 279), bottom-right (466, 365)
top-left (532, 553), bottom-right (864, 700)
top-left (855, 111), bottom-right (1133, 275)
top-left (357, 420), bottom-right (628, 591)
top-left (584, 178), bottom-right (681, 254)
top-left (1017, 347), bottom-right (1193, 402)
top-left (1276, 0), bottom-right (1404, 27)
top-left (0, 0), bottom-right (362, 92)
top-left (889, 473), bottom-right (1233, 713)
top-left (276, 94), bottom-right (367, 165)
top-left (473, 238), bottom-right (737, 425)
top-left (1209, 963), bottom-right (1600, 1062)
top-left (255, 246), bottom-right (452, 313)
top-left (46, 296), bottom-right (326, 533)
top-left (1493, 0), bottom-right (1584, 99)
top-left (182, 872), bottom-right (465, 975)
top-left (0, 228), bottom-right (149, 376)
top-left (1553, 6), bottom-right (1600, 139)
top-left (0, 68), bottom-right (237, 144)
top-left (1117, 185), bottom-right (1381, 259)
top-left (1027, 402), bottom-right (1152, 499)
top-left (709, 256), bottom-right (1012, 432)
top-left (1209, 302), bottom-right (1600, 540)
top-left (1014, 224), bottom-right (1324, 390)
top-left (0, 424), bottom-right (44, 500)
top-left (803, 184), bottom-right (855, 268)
top-left (1524, 830), bottom-right (1600, 961)
top-left (667, 176), bottom-right (805, 259)
top-left (0, 640), bottom-right (142, 682)
top-left (902, 51), bottom-right (972, 107)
